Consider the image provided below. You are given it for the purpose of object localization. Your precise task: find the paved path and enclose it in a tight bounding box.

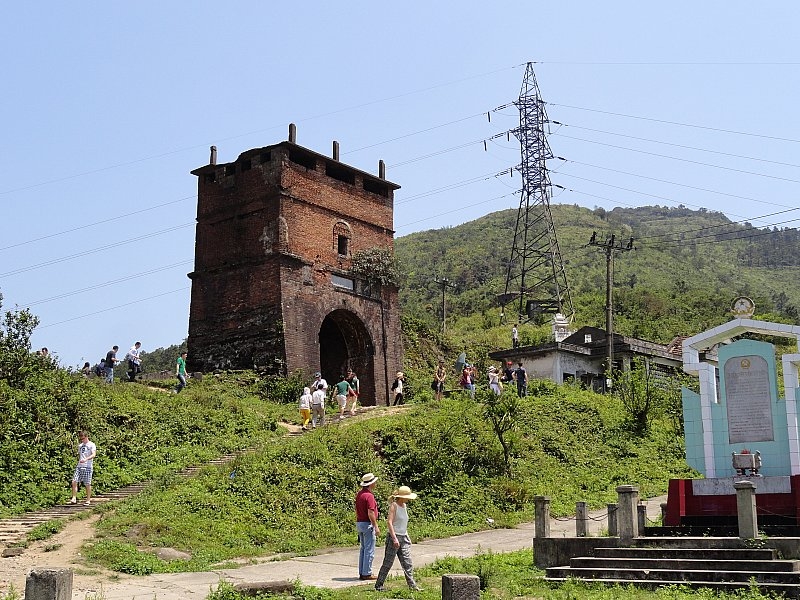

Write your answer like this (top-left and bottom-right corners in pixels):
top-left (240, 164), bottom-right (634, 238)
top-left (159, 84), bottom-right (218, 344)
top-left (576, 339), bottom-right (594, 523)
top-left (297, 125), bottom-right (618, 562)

top-left (76, 496), bottom-right (666, 600)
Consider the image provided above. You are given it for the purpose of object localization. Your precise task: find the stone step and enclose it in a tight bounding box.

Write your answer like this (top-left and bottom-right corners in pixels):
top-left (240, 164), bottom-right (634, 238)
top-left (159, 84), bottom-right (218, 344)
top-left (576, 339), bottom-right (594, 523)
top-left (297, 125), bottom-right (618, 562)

top-left (594, 547), bottom-right (777, 560)
top-left (544, 577), bottom-right (800, 599)
top-left (569, 556), bottom-right (800, 572)
top-left (629, 536), bottom-right (765, 549)
top-left (546, 566), bottom-right (800, 584)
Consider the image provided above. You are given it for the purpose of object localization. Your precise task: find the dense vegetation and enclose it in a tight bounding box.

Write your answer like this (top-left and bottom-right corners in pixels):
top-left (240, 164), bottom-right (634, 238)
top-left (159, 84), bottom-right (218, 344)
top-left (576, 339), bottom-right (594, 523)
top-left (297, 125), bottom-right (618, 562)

top-left (80, 380), bottom-right (691, 575)
top-left (395, 204), bottom-right (800, 346)
top-left (0, 300), bottom-right (283, 517)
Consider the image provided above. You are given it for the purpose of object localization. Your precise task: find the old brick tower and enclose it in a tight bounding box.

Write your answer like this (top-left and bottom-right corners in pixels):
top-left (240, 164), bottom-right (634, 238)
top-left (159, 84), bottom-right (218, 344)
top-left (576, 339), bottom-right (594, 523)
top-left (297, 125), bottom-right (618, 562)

top-left (187, 126), bottom-right (403, 405)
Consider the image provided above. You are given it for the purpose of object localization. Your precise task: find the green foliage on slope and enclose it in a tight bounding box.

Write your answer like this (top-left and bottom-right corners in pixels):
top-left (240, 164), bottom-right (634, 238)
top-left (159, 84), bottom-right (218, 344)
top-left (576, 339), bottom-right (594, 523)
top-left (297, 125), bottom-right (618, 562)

top-left (395, 204), bottom-right (800, 345)
top-left (86, 385), bottom-right (692, 574)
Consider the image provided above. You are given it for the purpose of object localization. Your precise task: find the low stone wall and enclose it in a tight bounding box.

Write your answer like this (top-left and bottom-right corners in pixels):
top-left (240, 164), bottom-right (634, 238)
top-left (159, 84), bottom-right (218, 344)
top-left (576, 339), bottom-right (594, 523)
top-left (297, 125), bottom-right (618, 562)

top-left (534, 537), bottom-right (621, 568)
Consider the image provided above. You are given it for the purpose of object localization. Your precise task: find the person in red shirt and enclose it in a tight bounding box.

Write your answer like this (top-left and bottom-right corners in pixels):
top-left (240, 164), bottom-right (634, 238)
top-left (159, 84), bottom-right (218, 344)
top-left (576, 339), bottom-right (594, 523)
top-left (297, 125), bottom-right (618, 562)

top-left (355, 472), bottom-right (380, 580)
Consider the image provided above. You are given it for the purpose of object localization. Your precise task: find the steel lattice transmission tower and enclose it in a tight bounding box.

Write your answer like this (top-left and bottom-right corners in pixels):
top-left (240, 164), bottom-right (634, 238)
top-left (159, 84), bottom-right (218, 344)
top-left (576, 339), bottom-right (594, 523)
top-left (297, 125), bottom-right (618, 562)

top-left (500, 62), bottom-right (574, 324)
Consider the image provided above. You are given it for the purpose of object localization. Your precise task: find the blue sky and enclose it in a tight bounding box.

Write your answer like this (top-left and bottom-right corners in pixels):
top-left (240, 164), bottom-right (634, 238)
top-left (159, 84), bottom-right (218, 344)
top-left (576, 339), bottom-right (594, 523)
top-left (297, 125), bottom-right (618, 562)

top-left (2, 2), bottom-right (799, 367)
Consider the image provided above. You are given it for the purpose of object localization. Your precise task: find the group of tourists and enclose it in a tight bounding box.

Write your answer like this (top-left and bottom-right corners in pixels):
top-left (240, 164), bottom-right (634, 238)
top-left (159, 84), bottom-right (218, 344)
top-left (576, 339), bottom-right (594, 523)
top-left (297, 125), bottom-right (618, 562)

top-left (451, 359), bottom-right (529, 398)
top-left (81, 343), bottom-right (189, 394)
top-left (299, 369), bottom-right (361, 429)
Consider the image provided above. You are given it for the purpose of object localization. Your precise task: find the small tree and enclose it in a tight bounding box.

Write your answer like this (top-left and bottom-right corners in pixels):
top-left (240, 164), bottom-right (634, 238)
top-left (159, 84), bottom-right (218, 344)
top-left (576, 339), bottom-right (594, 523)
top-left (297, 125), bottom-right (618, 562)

top-left (0, 296), bottom-right (44, 389)
top-left (613, 357), bottom-right (682, 434)
top-left (480, 387), bottom-right (521, 476)
top-left (350, 247), bottom-right (399, 286)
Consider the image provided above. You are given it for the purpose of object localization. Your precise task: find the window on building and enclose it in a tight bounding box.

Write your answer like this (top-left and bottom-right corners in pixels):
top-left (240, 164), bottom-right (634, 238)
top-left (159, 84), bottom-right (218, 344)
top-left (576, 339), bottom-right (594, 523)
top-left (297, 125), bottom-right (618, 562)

top-left (333, 221), bottom-right (352, 257)
top-left (332, 274), bottom-right (354, 290)
top-left (337, 235), bottom-right (349, 256)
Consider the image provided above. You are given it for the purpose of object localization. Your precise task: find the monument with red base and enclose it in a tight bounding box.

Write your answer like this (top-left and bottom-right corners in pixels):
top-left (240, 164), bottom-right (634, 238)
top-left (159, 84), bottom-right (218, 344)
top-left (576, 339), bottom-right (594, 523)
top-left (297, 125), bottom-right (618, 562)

top-left (667, 297), bottom-right (800, 530)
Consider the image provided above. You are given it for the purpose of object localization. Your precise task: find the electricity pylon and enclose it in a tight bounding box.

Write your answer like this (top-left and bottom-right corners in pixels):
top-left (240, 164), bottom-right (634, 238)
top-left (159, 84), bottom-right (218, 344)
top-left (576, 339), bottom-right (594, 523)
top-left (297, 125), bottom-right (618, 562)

top-left (500, 62), bottom-right (574, 324)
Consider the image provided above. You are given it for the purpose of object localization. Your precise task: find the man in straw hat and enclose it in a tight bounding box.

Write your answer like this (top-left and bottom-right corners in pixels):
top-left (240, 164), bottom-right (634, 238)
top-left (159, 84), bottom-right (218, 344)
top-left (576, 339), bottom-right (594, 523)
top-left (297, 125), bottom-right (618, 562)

top-left (355, 472), bottom-right (380, 580)
top-left (374, 485), bottom-right (421, 592)
top-left (390, 371), bottom-right (405, 406)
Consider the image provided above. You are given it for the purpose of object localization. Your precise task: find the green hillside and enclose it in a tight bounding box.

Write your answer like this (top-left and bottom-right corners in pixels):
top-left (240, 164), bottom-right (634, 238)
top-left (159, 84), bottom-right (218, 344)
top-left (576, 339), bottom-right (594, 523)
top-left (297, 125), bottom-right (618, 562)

top-left (395, 204), bottom-right (800, 345)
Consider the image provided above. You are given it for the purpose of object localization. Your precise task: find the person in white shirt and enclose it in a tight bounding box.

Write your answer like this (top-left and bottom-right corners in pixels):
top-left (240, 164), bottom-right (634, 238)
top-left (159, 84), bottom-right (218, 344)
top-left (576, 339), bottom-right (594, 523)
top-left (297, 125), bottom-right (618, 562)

top-left (126, 341), bottom-right (143, 382)
top-left (70, 431), bottom-right (97, 506)
top-left (299, 387), bottom-right (312, 430)
top-left (311, 383), bottom-right (326, 428)
top-left (311, 372), bottom-right (328, 394)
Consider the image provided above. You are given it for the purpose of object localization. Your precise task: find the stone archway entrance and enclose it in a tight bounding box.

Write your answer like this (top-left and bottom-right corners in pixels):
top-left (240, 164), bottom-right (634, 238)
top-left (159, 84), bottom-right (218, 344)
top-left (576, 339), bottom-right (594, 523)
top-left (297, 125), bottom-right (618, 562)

top-left (319, 309), bottom-right (375, 405)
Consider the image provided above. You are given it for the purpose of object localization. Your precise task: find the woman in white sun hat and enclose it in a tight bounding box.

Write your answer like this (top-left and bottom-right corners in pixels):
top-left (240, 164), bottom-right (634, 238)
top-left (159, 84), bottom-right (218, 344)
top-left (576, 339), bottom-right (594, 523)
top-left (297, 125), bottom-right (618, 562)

top-left (374, 485), bottom-right (422, 592)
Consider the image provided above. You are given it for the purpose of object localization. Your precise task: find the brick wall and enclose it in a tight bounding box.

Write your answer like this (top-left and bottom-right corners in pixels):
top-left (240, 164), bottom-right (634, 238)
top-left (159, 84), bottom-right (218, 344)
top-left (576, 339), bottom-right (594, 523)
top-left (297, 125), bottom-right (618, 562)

top-left (187, 141), bottom-right (403, 404)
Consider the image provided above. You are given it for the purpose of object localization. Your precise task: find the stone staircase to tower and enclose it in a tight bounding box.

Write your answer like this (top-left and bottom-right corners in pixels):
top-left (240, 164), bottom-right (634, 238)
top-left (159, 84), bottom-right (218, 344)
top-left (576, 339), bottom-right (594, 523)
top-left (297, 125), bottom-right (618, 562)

top-left (545, 538), bottom-right (800, 598)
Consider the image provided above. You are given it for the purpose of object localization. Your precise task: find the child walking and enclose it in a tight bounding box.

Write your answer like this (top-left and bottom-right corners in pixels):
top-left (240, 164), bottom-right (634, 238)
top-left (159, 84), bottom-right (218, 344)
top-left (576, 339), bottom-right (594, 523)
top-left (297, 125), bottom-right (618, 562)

top-left (299, 386), bottom-right (312, 430)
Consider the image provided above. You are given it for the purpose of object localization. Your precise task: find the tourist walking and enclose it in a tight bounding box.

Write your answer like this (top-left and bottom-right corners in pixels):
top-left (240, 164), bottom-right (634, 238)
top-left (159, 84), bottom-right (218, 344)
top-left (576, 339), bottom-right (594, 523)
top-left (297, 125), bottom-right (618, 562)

top-left (126, 341), bottom-right (143, 382)
top-left (355, 472), bottom-right (380, 580)
top-left (375, 485), bottom-right (421, 592)
top-left (334, 374), bottom-right (353, 417)
top-left (311, 383), bottom-right (326, 427)
top-left (70, 431), bottom-right (96, 506)
top-left (391, 371), bottom-right (405, 405)
top-left (175, 351), bottom-right (188, 393)
top-left (105, 345), bottom-right (119, 383)
top-left (512, 323), bottom-right (519, 348)
top-left (299, 387), bottom-right (312, 430)
top-left (346, 369), bottom-right (360, 415)
top-left (311, 372), bottom-right (328, 394)
top-left (433, 360), bottom-right (446, 401)
top-left (514, 362), bottom-right (528, 397)
top-left (488, 366), bottom-right (503, 396)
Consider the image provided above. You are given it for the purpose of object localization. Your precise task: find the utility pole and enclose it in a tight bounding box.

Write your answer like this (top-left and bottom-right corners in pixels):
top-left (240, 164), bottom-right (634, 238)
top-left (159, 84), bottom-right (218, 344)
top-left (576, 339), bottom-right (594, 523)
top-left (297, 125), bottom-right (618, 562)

top-left (588, 232), bottom-right (634, 389)
top-left (434, 277), bottom-right (456, 334)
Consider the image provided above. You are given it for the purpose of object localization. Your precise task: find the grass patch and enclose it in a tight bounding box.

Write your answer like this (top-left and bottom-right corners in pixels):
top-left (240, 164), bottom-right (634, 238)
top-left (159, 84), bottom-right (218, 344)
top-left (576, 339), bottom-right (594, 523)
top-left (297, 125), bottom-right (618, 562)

top-left (27, 518), bottom-right (64, 541)
top-left (205, 549), bottom-right (782, 599)
top-left (86, 389), bottom-right (693, 574)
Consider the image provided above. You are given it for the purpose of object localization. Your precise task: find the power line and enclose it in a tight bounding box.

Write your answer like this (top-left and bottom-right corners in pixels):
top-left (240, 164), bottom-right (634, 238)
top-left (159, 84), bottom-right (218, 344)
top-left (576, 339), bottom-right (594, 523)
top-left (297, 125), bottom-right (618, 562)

top-left (37, 287), bottom-right (190, 329)
top-left (547, 102), bottom-right (800, 145)
top-left (551, 121), bottom-right (800, 170)
top-left (558, 159), bottom-right (798, 210)
top-left (20, 260), bottom-right (193, 307)
top-left (1, 66), bottom-right (521, 196)
top-left (0, 223), bottom-right (194, 278)
top-left (0, 196), bottom-right (195, 253)
top-left (554, 133), bottom-right (800, 186)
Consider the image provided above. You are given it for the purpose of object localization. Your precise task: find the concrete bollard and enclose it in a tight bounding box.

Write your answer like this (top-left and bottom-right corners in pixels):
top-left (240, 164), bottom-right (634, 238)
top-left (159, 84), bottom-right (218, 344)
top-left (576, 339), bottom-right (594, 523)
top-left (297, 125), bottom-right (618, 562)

top-left (734, 480), bottom-right (758, 539)
top-left (534, 496), bottom-right (551, 538)
top-left (607, 503), bottom-right (618, 536)
top-left (660, 502), bottom-right (668, 522)
top-left (442, 574), bottom-right (480, 600)
top-left (25, 568), bottom-right (73, 600)
top-left (637, 503), bottom-right (647, 533)
top-left (616, 485), bottom-right (639, 543)
top-left (576, 501), bottom-right (588, 537)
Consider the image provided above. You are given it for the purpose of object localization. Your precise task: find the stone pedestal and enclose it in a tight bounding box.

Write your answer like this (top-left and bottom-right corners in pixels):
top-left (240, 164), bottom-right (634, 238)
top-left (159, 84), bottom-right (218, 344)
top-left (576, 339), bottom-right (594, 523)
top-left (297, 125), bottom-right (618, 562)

top-left (25, 568), bottom-right (73, 600)
top-left (734, 480), bottom-right (759, 539)
top-left (576, 501), bottom-right (587, 537)
top-left (534, 496), bottom-right (550, 538)
top-left (442, 574), bottom-right (479, 600)
top-left (607, 503), bottom-right (618, 536)
top-left (616, 485), bottom-right (639, 542)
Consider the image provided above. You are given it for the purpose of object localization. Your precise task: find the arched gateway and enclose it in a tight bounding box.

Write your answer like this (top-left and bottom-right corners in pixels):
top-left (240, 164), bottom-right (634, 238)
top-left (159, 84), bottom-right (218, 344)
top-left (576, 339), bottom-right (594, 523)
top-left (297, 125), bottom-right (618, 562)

top-left (186, 129), bottom-right (403, 405)
top-left (320, 310), bottom-right (375, 403)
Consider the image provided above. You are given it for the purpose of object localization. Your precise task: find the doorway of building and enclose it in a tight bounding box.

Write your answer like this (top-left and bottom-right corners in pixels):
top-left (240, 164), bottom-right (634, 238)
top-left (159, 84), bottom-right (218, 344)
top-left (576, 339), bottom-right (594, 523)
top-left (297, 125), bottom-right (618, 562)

top-left (319, 309), bottom-right (375, 405)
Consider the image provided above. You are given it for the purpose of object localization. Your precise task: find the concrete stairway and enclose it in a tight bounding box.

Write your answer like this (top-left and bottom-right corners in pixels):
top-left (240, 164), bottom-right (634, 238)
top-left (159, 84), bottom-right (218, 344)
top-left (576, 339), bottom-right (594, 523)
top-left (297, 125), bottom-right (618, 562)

top-left (545, 539), bottom-right (800, 598)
